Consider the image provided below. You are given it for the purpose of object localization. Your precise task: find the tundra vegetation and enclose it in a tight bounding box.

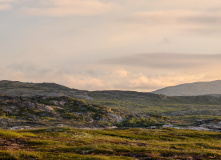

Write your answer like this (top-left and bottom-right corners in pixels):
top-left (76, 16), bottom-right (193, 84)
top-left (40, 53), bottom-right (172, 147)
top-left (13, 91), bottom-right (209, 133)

top-left (0, 127), bottom-right (221, 160)
top-left (0, 80), bottom-right (221, 126)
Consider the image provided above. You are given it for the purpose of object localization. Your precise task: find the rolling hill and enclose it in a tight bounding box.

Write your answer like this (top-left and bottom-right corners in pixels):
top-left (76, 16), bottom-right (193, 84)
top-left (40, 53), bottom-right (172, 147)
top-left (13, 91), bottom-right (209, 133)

top-left (153, 80), bottom-right (221, 96)
top-left (0, 80), bottom-right (90, 99)
top-left (0, 80), bottom-right (221, 129)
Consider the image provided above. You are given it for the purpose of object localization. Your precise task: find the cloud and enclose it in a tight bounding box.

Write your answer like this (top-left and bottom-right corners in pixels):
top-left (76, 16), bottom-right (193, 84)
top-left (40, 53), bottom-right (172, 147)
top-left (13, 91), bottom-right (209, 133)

top-left (0, 3), bottom-right (10, 10)
top-left (0, 0), bottom-right (15, 11)
top-left (0, 0), bottom-right (16, 2)
top-left (100, 53), bottom-right (221, 69)
top-left (124, 0), bottom-right (221, 12)
top-left (1, 55), bottom-right (221, 92)
top-left (21, 0), bottom-right (117, 16)
top-left (107, 9), bottom-right (221, 47)
top-left (184, 14), bottom-right (221, 25)
top-left (2, 0), bottom-right (221, 92)
top-left (126, 10), bottom-right (221, 27)
top-left (93, 53), bottom-right (221, 91)
top-left (1, 65), bottom-right (105, 91)
top-left (115, 10), bottom-right (221, 40)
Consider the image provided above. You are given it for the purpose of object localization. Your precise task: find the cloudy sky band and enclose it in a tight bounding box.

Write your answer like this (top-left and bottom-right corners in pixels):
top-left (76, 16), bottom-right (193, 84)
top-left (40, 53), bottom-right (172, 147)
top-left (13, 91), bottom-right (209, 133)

top-left (0, 0), bottom-right (221, 91)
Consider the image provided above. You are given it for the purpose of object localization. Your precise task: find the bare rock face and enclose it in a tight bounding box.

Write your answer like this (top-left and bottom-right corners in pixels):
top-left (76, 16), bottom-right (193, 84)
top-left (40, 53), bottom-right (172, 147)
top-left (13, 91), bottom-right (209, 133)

top-left (108, 113), bottom-right (126, 123)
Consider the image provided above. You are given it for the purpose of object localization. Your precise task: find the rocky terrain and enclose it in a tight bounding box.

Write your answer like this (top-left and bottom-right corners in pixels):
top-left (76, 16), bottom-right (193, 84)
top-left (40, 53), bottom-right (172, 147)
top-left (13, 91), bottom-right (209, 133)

top-left (0, 96), bottom-right (128, 129)
top-left (0, 95), bottom-right (166, 130)
top-left (0, 80), bottom-right (221, 131)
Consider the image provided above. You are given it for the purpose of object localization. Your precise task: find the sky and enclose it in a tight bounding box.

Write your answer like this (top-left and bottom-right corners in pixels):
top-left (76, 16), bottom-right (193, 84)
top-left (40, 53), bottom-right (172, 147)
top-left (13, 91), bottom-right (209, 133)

top-left (1, 0), bottom-right (221, 91)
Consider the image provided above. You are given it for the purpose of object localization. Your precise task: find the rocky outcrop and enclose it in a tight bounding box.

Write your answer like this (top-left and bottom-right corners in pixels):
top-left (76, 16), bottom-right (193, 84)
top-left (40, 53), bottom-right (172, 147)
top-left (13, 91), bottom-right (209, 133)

top-left (0, 96), bottom-right (139, 129)
top-left (108, 113), bottom-right (126, 123)
top-left (0, 118), bottom-right (9, 128)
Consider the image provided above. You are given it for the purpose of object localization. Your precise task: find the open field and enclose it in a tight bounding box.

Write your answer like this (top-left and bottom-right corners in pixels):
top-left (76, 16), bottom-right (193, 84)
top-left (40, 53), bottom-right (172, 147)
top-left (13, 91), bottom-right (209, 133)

top-left (0, 127), bottom-right (220, 160)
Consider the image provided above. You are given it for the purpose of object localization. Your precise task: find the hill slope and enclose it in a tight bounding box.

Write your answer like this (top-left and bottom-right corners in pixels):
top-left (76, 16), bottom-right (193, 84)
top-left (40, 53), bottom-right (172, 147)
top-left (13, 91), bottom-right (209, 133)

top-left (153, 80), bottom-right (221, 96)
top-left (0, 80), bottom-right (91, 99)
top-left (1, 80), bottom-right (221, 128)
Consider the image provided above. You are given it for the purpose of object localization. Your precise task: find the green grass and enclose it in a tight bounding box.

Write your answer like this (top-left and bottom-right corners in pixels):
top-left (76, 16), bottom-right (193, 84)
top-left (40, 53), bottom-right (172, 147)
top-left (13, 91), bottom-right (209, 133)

top-left (0, 127), bottom-right (220, 159)
top-left (0, 129), bottom-right (23, 138)
top-left (87, 97), bottom-right (221, 126)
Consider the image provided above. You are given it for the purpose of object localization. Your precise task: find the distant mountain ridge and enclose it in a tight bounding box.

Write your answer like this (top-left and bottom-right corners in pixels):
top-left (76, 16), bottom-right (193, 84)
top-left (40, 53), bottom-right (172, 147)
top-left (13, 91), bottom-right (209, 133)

top-left (2, 80), bottom-right (221, 101)
top-left (2, 80), bottom-right (221, 107)
top-left (153, 80), bottom-right (221, 96)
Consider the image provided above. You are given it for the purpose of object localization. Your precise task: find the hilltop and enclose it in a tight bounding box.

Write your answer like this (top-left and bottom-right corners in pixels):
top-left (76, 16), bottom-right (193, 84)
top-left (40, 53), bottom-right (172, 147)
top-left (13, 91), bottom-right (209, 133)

top-left (0, 80), bottom-right (90, 99)
top-left (153, 80), bottom-right (221, 96)
top-left (2, 80), bottom-right (221, 105)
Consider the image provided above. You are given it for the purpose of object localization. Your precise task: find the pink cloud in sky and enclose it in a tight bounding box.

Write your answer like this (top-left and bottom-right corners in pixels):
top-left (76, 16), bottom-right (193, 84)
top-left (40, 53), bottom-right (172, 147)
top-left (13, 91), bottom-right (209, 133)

top-left (21, 0), bottom-right (118, 16)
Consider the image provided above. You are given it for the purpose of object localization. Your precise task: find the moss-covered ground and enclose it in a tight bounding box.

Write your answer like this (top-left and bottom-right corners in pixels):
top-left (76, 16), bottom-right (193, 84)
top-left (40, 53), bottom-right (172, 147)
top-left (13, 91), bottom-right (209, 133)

top-left (0, 127), bottom-right (220, 160)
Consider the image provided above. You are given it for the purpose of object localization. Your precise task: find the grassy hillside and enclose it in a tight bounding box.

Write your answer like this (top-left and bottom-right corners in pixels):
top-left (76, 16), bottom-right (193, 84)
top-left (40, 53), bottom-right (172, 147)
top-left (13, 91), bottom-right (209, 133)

top-left (1, 81), bottom-right (221, 127)
top-left (87, 91), bottom-right (221, 126)
top-left (0, 127), bottom-right (220, 160)
top-left (0, 80), bottom-right (90, 99)
top-left (0, 81), bottom-right (221, 160)
top-left (153, 80), bottom-right (221, 96)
